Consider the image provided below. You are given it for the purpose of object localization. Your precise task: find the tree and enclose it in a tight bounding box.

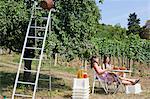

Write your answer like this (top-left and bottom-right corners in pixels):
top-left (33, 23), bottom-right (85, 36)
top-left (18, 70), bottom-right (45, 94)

top-left (127, 12), bottom-right (141, 35)
top-left (99, 0), bottom-right (104, 3)
top-left (0, 0), bottom-right (29, 53)
top-left (46, 0), bottom-right (102, 61)
top-left (0, 0), bottom-right (36, 82)
top-left (140, 20), bottom-right (150, 39)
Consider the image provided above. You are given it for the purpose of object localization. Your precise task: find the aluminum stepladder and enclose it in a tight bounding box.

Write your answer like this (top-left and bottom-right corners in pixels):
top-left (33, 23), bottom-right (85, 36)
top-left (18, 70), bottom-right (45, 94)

top-left (12, 2), bottom-right (55, 99)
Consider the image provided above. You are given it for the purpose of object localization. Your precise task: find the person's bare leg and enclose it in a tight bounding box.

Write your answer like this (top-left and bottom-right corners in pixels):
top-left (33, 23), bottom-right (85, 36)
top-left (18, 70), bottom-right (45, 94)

top-left (122, 80), bottom-right (132, 85)
top-left (120, 77), bottom-right (136, 83)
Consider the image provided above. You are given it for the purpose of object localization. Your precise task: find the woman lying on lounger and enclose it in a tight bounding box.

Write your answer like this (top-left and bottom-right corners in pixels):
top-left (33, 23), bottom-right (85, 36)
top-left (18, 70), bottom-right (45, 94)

top-left (102, 55), bottom-right (125, 77)
top-left (91, 56), bottom-right (140, 85)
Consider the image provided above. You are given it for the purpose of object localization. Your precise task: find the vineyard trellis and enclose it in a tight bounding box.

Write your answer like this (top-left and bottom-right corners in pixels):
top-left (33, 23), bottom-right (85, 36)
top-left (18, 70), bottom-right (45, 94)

top-left (91, 35), bottom-right (150, 69)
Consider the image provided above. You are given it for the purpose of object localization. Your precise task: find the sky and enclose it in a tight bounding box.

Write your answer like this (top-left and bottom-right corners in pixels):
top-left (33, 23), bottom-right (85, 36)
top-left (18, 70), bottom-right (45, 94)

top-left (96, 0), bottom-right (150, 28)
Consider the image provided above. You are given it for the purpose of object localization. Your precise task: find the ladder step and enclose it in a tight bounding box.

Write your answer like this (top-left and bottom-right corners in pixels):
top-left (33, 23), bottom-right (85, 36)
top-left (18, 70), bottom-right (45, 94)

top-left (32, 16), bottom-right (48, 20)
top-left (41, 17), bottom-right (48, 20)
top-left (35, 7), bottom-right (43, 10)
top-left (22, 69), bottom-right (37, 73)
top-left (23, 58), bottom-right (40, 61)
top-left (28, 36), bottom-right (44, 39)
top-left (35, 7), bottom-right (49, 12)
top-left (39, 78), bottom-right (50, 81)
top-left (25, 47), bottom-right (42, 50)
top-left (37, 88), bottom-right (50, 90)
top-left (14, 94), bottom-right (32, 97)
top-left (18, 81), bottom-right (35, 85)
top-left (30, 26), bottom-right (46, 29)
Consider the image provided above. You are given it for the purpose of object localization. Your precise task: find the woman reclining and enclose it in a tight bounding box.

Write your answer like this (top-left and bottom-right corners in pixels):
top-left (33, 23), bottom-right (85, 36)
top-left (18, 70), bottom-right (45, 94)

top-left (91, 56), bottom-right (140, 85)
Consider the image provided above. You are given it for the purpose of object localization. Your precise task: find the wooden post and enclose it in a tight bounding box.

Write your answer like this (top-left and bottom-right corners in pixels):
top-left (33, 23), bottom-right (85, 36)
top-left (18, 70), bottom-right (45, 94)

top-left (129, 59), bottom-right (132, 76)
top-left (113, 56), bottom-right (115, 66)
top-left (0, 48), bottom-right (2, 55)
top-left (8, 49), bottom-right (12, 54)
top-left (99, 55), bottom-right (101, 65)
top-left (81, 59), bottom-right (84, 67)
top-left (54, 53), bottom-right (57, 66)
top-left (0, 75), bottom-right (2, 95)
top-left (129, 59), bottom-right (131, 70)
top-left (126, 57), bottom-right (128, 69)
top-left (101, 54), bottom-right (103, 65)
top-left (121, 55), bottom-right (124, 66)
top-left (124, 56), bottom-right (127, 68)
top-left (66, 62), bottom-right (69, 67)
top-left (110, 55), bottom-right (112, 65)
top-left (84, 59), bottom-right (87, 70)
top-left (117, 56), bottom-right (120, 67)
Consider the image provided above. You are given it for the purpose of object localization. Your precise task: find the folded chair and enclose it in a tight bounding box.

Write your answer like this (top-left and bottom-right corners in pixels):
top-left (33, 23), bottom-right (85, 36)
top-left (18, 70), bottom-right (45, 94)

top-left (92, 69), bottom-right (125, 94)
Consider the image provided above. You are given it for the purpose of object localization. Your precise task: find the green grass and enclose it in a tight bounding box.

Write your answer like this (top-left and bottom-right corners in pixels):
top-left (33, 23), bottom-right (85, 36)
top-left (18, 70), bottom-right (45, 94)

top-left (12, 54), bottom-right (20, 63)
top-left (0, 53), bottom-right (76, 98)
top-left (0, 53), bottom-right (77, 75)
top-left (49, 65), bottom-right (77, 74)
top-left (0, 69), bottom-right (72, 98)
top-left (1, 54), bottom-right (150, 99)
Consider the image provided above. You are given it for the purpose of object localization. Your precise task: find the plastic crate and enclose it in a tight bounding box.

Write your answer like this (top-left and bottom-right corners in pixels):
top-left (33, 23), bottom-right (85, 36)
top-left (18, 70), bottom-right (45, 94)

top-left (72, 89), bottom-right (90, 93)
top-left (126, 84), bottom-right (142, 94)
top-left (73, 78), bottom-right (89, 89)
top-left (72, 78), bottom-right (90, 99)
top-left (72, 95), bottom-right (89, 99)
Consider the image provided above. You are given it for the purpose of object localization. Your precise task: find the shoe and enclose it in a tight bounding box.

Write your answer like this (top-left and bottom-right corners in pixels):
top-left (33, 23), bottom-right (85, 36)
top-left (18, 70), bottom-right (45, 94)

top-left (132, 79), bottom-right (140, 85)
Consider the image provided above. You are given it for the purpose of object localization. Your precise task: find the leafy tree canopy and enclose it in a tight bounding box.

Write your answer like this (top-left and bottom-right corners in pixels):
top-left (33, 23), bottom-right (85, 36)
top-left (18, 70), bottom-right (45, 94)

top-left (0, 0), bottom-right (29, 52)
top-left (46, 0), bottom-right (101, 61)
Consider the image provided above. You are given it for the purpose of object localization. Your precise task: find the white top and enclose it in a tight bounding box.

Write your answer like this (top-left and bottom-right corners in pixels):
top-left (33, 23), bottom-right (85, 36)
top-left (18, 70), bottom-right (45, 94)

top-left (102, 63), bottom-right (112, 70)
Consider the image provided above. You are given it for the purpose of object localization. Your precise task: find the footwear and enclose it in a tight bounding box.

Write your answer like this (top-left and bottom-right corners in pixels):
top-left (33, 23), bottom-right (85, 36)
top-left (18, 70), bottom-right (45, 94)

top-left (132, 79), bottom-right (140, 85)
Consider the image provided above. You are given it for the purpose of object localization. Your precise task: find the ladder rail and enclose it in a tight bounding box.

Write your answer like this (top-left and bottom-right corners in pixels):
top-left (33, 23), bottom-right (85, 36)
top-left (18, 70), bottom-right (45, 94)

top-left (32, 9), bottom-right (54, 99)
top-left (12, 1), bottom-right (55, 98)
top-left (12, 4), bottom-right (35, 99)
